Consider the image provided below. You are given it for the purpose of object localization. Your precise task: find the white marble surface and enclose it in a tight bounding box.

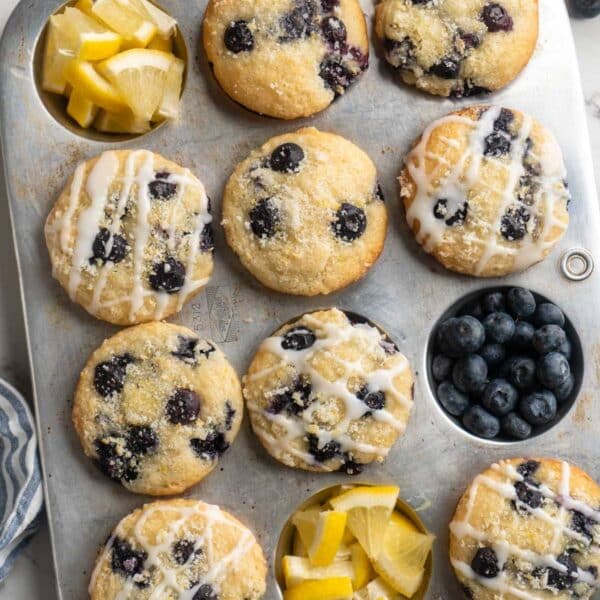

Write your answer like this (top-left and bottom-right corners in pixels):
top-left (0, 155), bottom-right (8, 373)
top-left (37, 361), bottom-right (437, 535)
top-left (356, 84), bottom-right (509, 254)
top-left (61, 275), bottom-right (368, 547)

top-left (0, 1), bottom-right (598, 598)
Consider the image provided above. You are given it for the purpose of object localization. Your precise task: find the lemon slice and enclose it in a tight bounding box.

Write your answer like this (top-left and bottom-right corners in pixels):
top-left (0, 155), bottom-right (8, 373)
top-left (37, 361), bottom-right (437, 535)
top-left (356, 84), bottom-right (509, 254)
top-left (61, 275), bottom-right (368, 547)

top-left (138, 0), bottom-right (177, 38)
top-left (65, 60), bottom-right (126, 111)
top-left (74, 0), bottom-right (94, 15)
top-left (67, 87), bottom-right (98, 127)
top-left (153, 56), bottom-right (184, 121)
top-left (308, 511), bottom-right (347, 567)
top-left (99, 48), bottom-right (172, 120)
top-left (372, 512), bottom-right (434, 597)
top-left (353, 577), bottom-right (398, 600)
top-left (283, 556), bottom-right (355, 588)
top-left (283, 577), bottom-right (354, 600)
top-left (292, 508), bottom-right (320, 550)
top-left (94, 109), bottom-right (151, 134)
top-left (350, 542), bottom-right (373, 590)
top-left (148, 34), bottom-right (173, 53)
top-left (329, 486), bottom-right (399, 559)
top-left (42, 14), bottom-right (77, 94)
top-left (92, 0), bottom-right (157, 47)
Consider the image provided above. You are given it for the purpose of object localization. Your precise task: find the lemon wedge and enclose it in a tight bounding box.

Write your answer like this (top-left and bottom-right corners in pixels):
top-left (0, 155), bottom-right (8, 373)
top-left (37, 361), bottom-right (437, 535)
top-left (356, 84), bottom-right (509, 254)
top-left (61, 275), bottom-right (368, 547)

top-left (330, 486), bottom-right (399, 559)
top-left (350, 542), bottom-right (374, 590)
top-left (91, 0), bottom-right (157, 47)
top-left (74, 0), bottom-right (94, 15)
top-left (148, 34), bottom-right (173, 53)
top-left (283, 577), bottom-right (354, 600)
top-left (138, 0), bottom-right (177, 38)
top-left (67, 87), bottom-right (98, 127)
top-left (372, 512), bottom-right (434, 598)
top-left (309, 511), bottom-right (347, 567)
top-left (154, 56), bottom-right (184, 120)
top-left (292, 508), bottom-right (320, 550)
top-left (283, 556), bottom-right (355, 588)
top-left (353, 577), bottom-right (399, 600)
top-left (65, 60), bottom-right (126, 111)
top-left (292, 530), bottom-right (308, 558)
top-left (42, 14), bottom-right (77, 94)
top-left (99, 48), bottom-right (172, 120)
top-left (94, 109), bottom-right (151, 134)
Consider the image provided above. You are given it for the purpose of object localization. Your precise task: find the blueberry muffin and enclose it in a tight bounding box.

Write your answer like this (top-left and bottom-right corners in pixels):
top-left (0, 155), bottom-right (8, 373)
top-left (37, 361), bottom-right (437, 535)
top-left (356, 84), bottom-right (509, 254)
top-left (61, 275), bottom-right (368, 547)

top-left (45, 150), bottom-right (214, 325)
top-left (400, 105), bottom-right (570, 277)
top-left (375, 0), bottom-right (538, 98)
top-left (222, 128), bottom-right (387, 295)
top-left (72, 322), bottom-right (242, 496)
top-left (244, 308), bottom-right (414, 473)
top-left (450, 458), bottom-right (600, 599)
top-left (203, 0), bottom-right (369, 119)
top-left (89, 498), bottom-right (267, 599)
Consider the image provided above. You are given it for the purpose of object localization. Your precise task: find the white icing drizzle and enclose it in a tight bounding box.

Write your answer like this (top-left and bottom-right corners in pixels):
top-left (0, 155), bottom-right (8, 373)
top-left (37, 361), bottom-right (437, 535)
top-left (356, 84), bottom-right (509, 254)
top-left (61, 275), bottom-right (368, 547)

top-left (50, 151), bottom-right (212, 322)
top-left (404, 106), bottom-right (569, 275)
top-left (247, 310), bottom-right (412, 467)
top-left (89, 502), bottom-right (258, 599)
top-left (450, 460), bottom-right (600, 598)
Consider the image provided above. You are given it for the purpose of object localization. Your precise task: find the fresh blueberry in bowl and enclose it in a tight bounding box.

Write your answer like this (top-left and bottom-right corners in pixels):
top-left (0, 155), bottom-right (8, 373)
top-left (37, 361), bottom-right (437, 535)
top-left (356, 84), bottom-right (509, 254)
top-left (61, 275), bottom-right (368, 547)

top-left (570, 0), bottom-right (600, 18)
top-left (428, 286), bottom-right (583, 442)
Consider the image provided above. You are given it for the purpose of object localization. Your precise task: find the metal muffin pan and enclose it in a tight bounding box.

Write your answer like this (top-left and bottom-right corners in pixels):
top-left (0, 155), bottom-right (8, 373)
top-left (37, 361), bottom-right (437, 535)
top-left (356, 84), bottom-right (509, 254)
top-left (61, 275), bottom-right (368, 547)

top-left (1, 0), bottom-right (599, 598)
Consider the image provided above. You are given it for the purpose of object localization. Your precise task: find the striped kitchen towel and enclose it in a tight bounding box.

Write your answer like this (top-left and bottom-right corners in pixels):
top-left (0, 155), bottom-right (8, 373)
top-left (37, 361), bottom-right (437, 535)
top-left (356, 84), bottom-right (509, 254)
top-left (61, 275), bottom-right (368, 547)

top-left (0, 378), bottom-right (43, 583)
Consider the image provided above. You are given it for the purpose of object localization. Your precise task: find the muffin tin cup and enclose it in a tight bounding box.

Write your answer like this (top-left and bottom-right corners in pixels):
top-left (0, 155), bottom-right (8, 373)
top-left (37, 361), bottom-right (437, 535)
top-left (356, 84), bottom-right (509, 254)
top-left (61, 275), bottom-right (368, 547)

top-left (1, 0), bottom-right (599, 598)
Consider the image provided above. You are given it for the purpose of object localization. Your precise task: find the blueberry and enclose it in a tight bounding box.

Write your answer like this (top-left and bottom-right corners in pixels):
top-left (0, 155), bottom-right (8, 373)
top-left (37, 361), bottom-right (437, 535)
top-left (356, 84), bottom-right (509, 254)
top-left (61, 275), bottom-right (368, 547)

top-left (321, 16), bottom-right (346, 45)
top-left (148, 178), bottom-right (177, 200)
top-left (269, 143), bottom-right (305, 173)
top-left (384, 36), bottom-right (415, 69)
top-left (149, 257), bottom-right (186, 293)
top-left (507, 288), bottom-right (536, 318)
top-left (91, 228), bottom-right (128, 264)
top-left (432, 355), bottom-right (453, 381)
top-left (461, 299), bottom-right (484, 320)
top-left (357, 386), bottom-right (386, 411)
top-left (375, 184), bottom-right (385, 202)
top-left (224, 20), bottom-right (254, 53)
top-left (190, 430), bottom-right (229, 460)
top-left (532, 325), bottom-right (568, 354)
top-left (516, 459), bottom-right (540, 478)
top-left (479, 343), bottom-right (506, 369)
top-left (249, 198), bottom-right (280, 239)
top-left (505, 356), bottom-right (536, 390)
top-left (437, 316), bottom-right (485, 358)
top-left (172, 539), bottom-right (196, 565)
top-left (554, 373), bottom-right (575, 403)
top-left (224, 402), bottom-right (236, 431)
top-left (452, 80), bottom-right (491, 98)
top-left (501, 412), bottom-right (532, 440)
top-left (437, 381), bottom-right (470, 416)
top-left (166, 389), bottom-right (201, 425)
top-left (429, 56), bottom-right (461, 79)
top-left (339, 455), bottom-right (363, 476)
top-left (537, 352), bottom-right (570, 390)
top-left (571, 510), bottom-right (596, 539)
top-left (281, 326), bottom-right (316, 350)
top-left (172, 336), bottom-right (213, 365)
top-left (453, 355), bottom-right (488, 393)
top-left (483, 312), bottom-right (515, 344)
top-left (193, 583), bottom-right (219, 600)
top-left (268, 376), bottom-right (313, 415)
top-left (307, 434), bottom-right (341, 462)
top-left (445, 202), bottom-right (468, 226)
top-left (500, 205), bottom-right (530, 241)
top-left (482, 292), bottom-right (506, 314)
top-left (511, 321), bottom-right (535, 349)
top-left (319, 57), bottom-right (354, 95)
top-left (546, 553), bottom-right (577, 590)
top-left (558, 339), bottom-right (572, 360)
top-left (95, 437), bottom-right (137, 482)
top-left (280, 1), bottom-right (316, 41)
top-left (94, 354), bottom-right (134, 398)
top-left (481, 379), bottom-right (518, 416)
top-left (570, 0), bottom-right (600, 17)
top-left (481, 3), bottom-right (514, 32)
top-left (458, 32), bottom-right (481, 51)
top-left (514, 480), bottom-right (543, 509)
top-left (127, 426), bottom-right (158, 455)
top-left (471, 547), bottom-right (500, 578)
top-left (332, 203), bottom-right (367, 241)
top-left (493, 108), bottom-right (514, 133)
top-left (484, 132), bottom-right (511, 157)
top-left (519, 390), bottom-right (557, 425)
top-left (533, 303), bottom-right (565, 327)
top-left (321, 0), bottom-right (339, 8)
top-left (433, 199), bottom-right (448, 219)
top-left (111, 537), bottom-right (147, 581)
top-left (463, 405), bottom-right (500, 438)
top-left (199, 224), bottom-right (214, 253)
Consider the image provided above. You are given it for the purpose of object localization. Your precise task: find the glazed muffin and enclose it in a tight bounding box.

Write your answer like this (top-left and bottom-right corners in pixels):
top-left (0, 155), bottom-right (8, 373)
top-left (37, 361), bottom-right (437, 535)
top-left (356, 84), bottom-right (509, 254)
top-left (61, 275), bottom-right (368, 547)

top-left (89, 499), bottom-right (267, 599)
top-left (450, 458), bottom-right (600, 598)
top-left (45, 150), bottom-right (213, 325)
top-left (375, 0), bottom-right (538, 97)
top-left (400, 105), bottom-right (570, 277)
top-left (244, 308), bottom-right (414, 473)
top-left (73, 322), bottom-right (243, 495)
top-left (203, 0), bottom-right (369, 119)
top-left (222, 127), bottom-right (387, 295)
